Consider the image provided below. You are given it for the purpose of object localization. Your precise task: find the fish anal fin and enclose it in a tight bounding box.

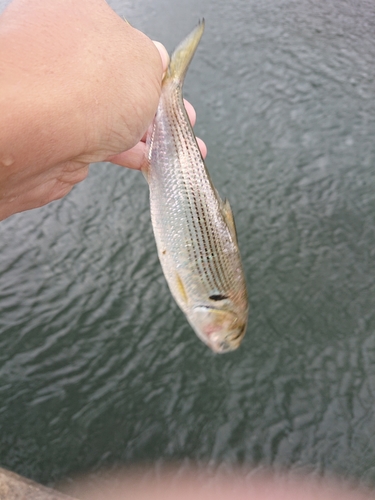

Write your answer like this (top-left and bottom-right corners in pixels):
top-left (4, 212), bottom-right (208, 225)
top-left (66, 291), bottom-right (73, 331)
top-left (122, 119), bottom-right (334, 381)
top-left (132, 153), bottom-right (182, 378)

top-left (221, 198), bottom-right (238, 242)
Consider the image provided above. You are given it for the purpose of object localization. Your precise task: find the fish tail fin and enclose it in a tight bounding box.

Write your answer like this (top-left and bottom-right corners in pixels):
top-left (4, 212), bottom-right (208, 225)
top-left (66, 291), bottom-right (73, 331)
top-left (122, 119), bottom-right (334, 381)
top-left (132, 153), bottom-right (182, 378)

top-left (165, 19), bottom-right (205, 85)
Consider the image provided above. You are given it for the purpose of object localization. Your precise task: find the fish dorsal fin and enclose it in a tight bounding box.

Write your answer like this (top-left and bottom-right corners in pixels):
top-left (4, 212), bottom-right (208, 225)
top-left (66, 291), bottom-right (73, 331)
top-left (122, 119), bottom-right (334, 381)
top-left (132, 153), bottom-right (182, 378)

top-left (221, 198), bottom-right (238, 243)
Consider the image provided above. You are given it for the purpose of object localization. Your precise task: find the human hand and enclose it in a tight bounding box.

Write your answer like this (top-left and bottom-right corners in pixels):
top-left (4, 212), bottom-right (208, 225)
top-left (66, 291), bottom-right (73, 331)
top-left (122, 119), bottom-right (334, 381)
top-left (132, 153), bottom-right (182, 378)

top-left (0, 0), bottom-right (206, 221)
top-left (108, 98), bottom-right (207, 170)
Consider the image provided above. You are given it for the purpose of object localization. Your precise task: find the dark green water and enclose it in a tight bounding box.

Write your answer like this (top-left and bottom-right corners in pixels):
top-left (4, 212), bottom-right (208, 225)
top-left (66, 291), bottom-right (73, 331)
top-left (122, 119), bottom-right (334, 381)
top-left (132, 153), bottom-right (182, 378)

top-left (1, 0), bottom-right (375, 488)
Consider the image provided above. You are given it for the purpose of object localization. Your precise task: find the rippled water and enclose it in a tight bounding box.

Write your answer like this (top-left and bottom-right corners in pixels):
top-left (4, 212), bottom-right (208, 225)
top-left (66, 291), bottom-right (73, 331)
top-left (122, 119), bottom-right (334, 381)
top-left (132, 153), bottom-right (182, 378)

top-left (1, 0), bottom-right (375, 488)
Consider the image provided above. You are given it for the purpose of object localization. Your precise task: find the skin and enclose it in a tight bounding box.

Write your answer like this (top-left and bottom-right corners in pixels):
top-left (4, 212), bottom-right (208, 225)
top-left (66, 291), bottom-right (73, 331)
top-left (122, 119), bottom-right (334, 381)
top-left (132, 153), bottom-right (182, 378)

top-left (0, 0), bottom-right (206, 221)
top-left (62, 470), bottom-right (375, 500)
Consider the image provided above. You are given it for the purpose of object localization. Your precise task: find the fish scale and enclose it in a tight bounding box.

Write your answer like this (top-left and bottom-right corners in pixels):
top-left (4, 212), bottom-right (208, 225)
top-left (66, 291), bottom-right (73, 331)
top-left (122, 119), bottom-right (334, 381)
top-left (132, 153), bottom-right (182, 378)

top-left (143, 20), bottom-right (249, 352)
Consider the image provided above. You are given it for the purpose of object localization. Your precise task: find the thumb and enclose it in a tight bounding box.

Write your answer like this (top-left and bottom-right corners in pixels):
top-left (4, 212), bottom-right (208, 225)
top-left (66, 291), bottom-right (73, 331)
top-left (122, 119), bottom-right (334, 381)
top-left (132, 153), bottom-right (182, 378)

top-left (152, 41), bottom-right (170, 74)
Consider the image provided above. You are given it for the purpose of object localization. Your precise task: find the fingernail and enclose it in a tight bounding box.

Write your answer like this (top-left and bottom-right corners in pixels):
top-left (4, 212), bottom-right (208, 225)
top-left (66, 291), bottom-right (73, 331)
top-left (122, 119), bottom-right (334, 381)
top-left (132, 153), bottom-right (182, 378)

top-left (153, 41), bottom-right (170, 73)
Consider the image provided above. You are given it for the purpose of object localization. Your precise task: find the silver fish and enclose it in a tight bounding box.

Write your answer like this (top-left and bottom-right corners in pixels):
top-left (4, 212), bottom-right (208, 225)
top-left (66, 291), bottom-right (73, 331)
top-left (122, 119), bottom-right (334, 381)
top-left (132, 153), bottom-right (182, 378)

top-left (143, 20), bottom-right (249, 353)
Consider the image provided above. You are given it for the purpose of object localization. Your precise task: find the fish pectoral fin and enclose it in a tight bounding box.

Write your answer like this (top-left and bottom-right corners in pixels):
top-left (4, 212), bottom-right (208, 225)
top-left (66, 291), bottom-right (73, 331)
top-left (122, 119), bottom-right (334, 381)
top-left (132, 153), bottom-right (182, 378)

top-left (175, 272), bottom-right (188, 306)
top-left (221, 198), bottom-right (238, 243)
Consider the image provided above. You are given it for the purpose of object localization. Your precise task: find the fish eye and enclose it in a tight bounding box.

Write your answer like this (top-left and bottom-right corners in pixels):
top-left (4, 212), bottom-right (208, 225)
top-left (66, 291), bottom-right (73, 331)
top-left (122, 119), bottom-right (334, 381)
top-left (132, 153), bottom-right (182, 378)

top-left (209, 294), bottom-right (228, 301)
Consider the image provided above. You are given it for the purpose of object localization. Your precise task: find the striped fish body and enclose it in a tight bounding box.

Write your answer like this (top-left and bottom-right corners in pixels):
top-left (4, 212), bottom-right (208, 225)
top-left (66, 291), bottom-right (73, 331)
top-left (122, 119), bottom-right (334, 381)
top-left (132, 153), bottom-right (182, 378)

top-left (143, 21), bottom-right (248, 352)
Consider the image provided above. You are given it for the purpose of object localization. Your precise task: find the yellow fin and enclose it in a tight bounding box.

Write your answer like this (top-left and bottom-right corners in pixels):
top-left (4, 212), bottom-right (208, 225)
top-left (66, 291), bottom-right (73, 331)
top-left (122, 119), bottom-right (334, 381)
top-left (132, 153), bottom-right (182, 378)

top-left (175, 272), bottom-right (188, 306)
top-left (165, 20), bottom-right (205, 85)
top-left (221, 198), bottom-right (238, 243)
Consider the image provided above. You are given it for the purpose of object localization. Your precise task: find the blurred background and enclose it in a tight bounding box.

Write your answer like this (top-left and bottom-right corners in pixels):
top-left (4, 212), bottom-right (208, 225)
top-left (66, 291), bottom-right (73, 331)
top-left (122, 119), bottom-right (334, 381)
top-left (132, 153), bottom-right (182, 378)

top-left (1, 0), bottom-right (375, 489)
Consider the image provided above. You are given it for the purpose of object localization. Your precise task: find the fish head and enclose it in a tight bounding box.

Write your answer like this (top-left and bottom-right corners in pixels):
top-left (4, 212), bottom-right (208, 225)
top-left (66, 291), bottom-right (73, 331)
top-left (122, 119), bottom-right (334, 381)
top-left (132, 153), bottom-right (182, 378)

top-left (189, 306), bottom-right (247, 353)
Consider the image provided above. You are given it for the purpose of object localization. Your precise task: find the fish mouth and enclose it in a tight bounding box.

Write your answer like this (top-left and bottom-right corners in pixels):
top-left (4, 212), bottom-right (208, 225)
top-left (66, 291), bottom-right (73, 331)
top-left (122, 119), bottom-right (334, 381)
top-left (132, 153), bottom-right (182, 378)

top-left (209, 327), bottom-right (246, 353)
top-left (191, 306), bottom-right (246, 353)
top-left (210, 339), bottom-right (237, 354)
top-left (207, 332), bottom-right (245, 353)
